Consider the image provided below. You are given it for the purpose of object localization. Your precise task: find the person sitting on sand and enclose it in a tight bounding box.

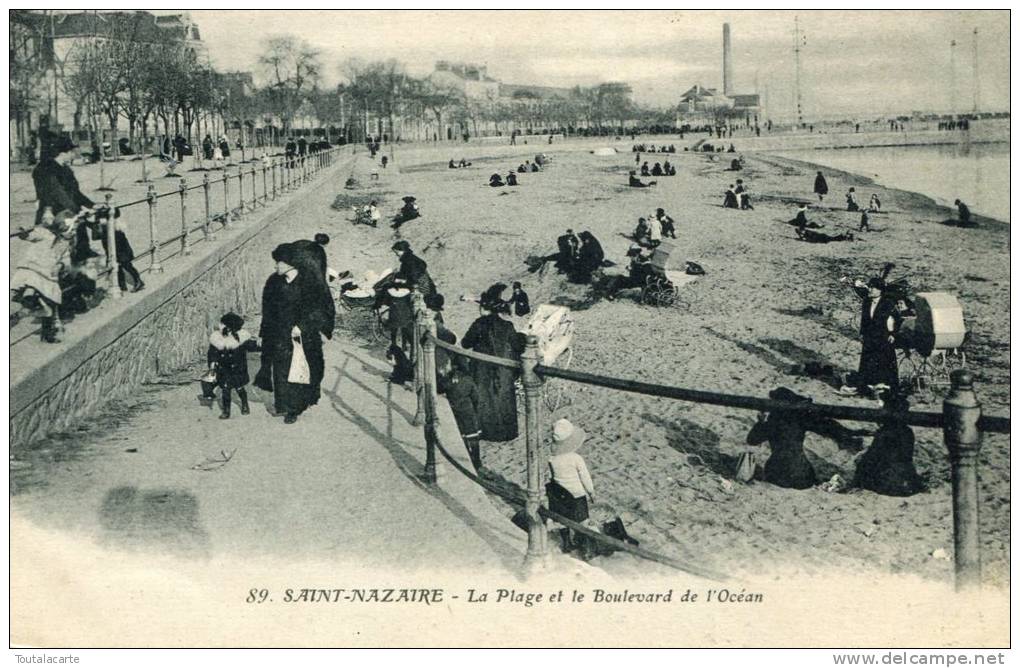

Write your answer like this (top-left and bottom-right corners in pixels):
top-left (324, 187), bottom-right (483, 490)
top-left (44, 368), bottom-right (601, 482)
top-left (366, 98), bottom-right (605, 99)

top-left (392, 196), bottom-right (421, 229)
top-left (656, 208), bottom-right (677, 239)
top-left (814, 171), bottom-right (829, 202)
top-left (735, 180), bottom-right (754, 210)
top-left (489, 173), bottom-right (505, 187)
top-left (571, 231), bottom-right (605, 283)
top-left (516, 163), bottom-right (527, 174)
top-left (459, 158), bottom-right (471, 167)
top-left (846, 187), bottom-right (860, 212)
top-left (796, 227), bottom-right (854, 244)
top-left (662, 160), bottom-right (673, 176)
top-left (634, 217), bottom-right (650, 243)
top-left (858, 209), bottom-right (871, 233)
top-left (729, 158), bottom-right (743, 171)
top-left (869, 194), bottom-right (881, 212)
top-left (746, 387), bottom-right (858, 490)
top-left (728, 143), bottom-right (736, 153)
top-left (954, 199), bottom-right (972, 225)
top-left (787, 204), bottom-right (823, 229)
top-left (555, 229), bottom-right (580, 274)
top-left (628, 171), bottom-right (656, 188)
top-left (530, 161), bottom-right (540, 172)
top-left (853, 391), bottom-right (925, 497)
top-left (506, 171), bottom-right (519, 186)
top-left (723, 184), bottom-right (739, 209)
top-left (449, 159), bottom-right (457, 169)
top-left (640, 162), bottom-right (651, 177)
top-left (602, 246), bottom-right (655, 301)
top-left (651, 162), bottom-right (664, 177)
top-left (647, 214), bottom-right (662, 247)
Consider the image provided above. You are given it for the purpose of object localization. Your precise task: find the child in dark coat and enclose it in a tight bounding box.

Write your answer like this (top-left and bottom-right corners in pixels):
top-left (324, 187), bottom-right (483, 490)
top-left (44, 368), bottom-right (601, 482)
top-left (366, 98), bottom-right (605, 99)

top-left (96, 206), bottom-right (145, 292)
top-left (510, 282), bottom-right (530, 317)
top-left (444, 356), bottom-right (483, 470)
top-left (204, 312), bottom-right (259, 419)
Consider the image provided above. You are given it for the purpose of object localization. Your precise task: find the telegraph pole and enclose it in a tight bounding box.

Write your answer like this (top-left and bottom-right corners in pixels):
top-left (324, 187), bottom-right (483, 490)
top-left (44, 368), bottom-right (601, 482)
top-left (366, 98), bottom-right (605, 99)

top-left (972, 28), bottom-right (980, 114)
top-left (793, 16), bottom-right (805, 126)
top-left (949, 39), bottom-right (957, 117)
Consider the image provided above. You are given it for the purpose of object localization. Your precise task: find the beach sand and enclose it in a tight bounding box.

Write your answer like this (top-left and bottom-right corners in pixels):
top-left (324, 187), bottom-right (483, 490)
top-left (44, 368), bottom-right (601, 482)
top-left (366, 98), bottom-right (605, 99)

top-left (330, 138), bottom-right (1009, 588)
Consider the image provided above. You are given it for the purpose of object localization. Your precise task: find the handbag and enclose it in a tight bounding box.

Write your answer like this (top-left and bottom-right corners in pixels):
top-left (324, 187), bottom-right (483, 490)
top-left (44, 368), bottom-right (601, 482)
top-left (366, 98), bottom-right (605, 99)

top-left (734, 449), bottom-right (757, 483)
top-left (287, 334), bottom-right (311, 384)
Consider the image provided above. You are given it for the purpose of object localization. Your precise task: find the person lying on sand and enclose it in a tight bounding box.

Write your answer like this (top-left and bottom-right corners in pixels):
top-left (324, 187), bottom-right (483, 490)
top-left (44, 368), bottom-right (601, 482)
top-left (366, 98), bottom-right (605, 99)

top-left (628, 171), bottom-right (656, 188)
top-left (459, 158), bottom-right (471, 167)
top-left (796, 227), bottom-right (854, 243)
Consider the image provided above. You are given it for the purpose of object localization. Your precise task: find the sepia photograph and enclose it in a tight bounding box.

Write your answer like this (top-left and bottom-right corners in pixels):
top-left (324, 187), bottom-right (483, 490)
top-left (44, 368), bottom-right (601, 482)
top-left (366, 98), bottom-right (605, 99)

top-left (7, 8), bottom-right (1012, 651)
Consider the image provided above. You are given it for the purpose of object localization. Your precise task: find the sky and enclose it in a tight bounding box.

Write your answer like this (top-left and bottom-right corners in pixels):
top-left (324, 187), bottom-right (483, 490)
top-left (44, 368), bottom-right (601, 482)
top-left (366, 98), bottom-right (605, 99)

top-left (189, 10), bottom-right (1010, 118)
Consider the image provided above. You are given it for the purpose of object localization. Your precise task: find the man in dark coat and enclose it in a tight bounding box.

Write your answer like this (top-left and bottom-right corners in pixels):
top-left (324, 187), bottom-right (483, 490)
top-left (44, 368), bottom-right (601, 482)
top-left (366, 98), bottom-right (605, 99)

top-left (285, 137), bottom-right (297, 167)
top-left (32, 133), bottom-right (96, 263)
top-left (173, 133), bottom-right (189, 162)
top-left (813, 171), bottom-right (829, 202)
top-left (848, 277), bottom-right (900, 393)
top-left (254, 243), bottom-right (335, 424)
top-left (297, 137), bottom-right (308, 157)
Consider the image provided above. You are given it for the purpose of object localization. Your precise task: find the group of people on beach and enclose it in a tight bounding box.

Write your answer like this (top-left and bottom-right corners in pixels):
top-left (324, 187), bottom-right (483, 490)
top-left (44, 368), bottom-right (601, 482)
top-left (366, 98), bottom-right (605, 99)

top-left (488, 155), bottom-right (549, 187)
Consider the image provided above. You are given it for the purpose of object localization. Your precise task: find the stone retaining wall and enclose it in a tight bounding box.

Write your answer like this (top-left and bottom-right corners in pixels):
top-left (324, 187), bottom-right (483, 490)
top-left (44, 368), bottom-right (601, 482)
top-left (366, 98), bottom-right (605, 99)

top-left (10, 155), bottom-right (355, 449)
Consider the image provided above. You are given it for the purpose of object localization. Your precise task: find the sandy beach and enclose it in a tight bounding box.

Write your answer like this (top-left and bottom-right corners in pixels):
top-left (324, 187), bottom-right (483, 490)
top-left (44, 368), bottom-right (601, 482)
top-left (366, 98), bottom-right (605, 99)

top-left (325, 136), bottom-right (1010, 586)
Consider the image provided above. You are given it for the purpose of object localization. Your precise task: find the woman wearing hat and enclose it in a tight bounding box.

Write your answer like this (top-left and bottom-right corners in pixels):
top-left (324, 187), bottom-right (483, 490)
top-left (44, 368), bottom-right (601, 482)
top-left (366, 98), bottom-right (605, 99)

top-left (843, 277), bottom-right (900, 395)
top-left (385, 241), bottom-right (434, 352)
top-left (32, 132), bottom-right (96, 264)
top-left (461, 283), bottom-right (525, 442)
top-left (547, 418), bottom-right (596, 551)
top-left (254, 243), bottom-right (335, 424)
top-left (11, 208), bottom-right (76, 342)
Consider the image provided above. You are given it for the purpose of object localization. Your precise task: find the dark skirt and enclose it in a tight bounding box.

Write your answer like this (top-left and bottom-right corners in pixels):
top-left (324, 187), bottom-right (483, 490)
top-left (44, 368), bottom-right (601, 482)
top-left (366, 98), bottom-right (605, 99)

top-left (256, 338), bottom-right (324, 416)
top-left (472, 361), bottom-right (518, 441)
top-left (546, 481), bottom-right (589, 523)
top-left (763, 449), bottom-right (816, 489)
top-left (857, 343), bottom-right (898, 388)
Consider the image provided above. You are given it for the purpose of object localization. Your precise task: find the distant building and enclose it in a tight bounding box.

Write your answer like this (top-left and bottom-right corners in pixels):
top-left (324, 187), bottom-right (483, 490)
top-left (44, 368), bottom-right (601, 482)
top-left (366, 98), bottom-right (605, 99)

top-left (431, 61), bottom-right (500, 101)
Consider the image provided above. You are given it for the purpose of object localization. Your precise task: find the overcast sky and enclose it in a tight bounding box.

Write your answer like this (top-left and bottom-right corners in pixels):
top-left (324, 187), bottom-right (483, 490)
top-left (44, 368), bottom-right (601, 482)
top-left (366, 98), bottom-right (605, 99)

top-left (190, 10), bottom-right (1009, 118)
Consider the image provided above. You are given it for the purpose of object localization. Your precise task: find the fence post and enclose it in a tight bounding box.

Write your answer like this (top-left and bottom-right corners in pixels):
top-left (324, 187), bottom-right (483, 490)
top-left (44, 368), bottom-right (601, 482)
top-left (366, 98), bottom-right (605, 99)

top-left (146, 183), bottom-right (163, 273)
top-left (222, 170), bottom-right (231, 228)
top-left (411, 291), bottom-right (426, 427)
top-left (521, 334), bottom-right (549, 571)
top-left (421, 313), bottom-right (440, 485)
top-left (202, 173), bottom-right (215, 240)
top-left (103, 193), bottom-right (122, 298)
top-left (272, 160), bottom-right (278, 200)
top-left (178, 179), bottom-right (191, 256)
top-left (237, 165), bottom-right (245, 214)
top-left (942, 369), bottom-right (984, 591)
top-left (262, 163), bottom-right (268, 205)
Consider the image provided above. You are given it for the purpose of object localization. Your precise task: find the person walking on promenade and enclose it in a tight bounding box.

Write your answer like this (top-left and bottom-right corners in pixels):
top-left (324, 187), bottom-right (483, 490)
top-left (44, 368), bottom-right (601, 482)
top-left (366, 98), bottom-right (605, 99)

top-left (96, 207), bottom-right (145, 292)
top-left (202, 135), bottom-right (214, 161)
top-left (254, 243), bottom-right (335, 424)
top-left (813, 171), bottom-right (829, 202)
top-left (32, 132), bottom-right (96, 264)
top-left (204, 312), bottom-right (259, 419)
top-left (461, 283), bottom-right (525, 442)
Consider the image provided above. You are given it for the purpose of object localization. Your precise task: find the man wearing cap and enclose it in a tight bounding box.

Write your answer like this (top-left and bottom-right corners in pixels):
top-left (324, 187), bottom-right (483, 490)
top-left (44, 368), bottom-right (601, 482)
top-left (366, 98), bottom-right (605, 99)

top-left (32, 132), bottom-right (96, 263)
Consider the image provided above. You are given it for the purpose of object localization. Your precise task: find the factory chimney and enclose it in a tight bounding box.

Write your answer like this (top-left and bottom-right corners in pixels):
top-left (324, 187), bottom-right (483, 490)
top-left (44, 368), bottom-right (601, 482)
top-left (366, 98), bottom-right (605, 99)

top-left (723, 23), bottom-right (734, 95)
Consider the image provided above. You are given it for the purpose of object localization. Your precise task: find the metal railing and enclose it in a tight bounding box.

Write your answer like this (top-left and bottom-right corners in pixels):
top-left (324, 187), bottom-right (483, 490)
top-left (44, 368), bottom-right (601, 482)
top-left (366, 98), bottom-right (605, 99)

top-left (11, 147), bottom-right (350, 347)
top-left (407, 293), bottom-right (1009, 588)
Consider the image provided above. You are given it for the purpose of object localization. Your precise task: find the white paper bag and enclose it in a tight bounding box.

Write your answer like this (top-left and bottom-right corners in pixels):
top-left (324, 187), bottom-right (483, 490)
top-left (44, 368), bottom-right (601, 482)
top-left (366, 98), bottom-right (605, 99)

top-left (287, 335), bottom-right (311, 384)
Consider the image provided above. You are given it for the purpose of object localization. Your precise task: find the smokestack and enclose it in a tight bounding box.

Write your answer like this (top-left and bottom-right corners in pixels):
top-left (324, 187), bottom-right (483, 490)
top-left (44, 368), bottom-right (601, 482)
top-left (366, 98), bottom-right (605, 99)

top-left (723, 23), bottom-right (734, 95)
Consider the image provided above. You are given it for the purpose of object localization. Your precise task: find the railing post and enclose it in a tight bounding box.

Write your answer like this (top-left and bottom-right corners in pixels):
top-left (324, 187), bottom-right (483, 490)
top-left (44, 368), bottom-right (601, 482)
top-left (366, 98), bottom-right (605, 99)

top-left (202, 172), bottom-right (215, 240)
top-left (262, 163), bottom-right (268, 205)
top-left (411, 291), bottom-right (426, 427)
top-left (146, 183), bottom-right (163, 273)
top-left (103, 193), bottom-right (122, 298)
top-left (421, 314), bottom-right (441, 485)
top-left (943, 369), bottom-right (984, 591)
top-left (237, 164), bottom-right (245, 214)
top-left (178, 178), bottom-right (191, 256)
top-left (521, 334), bottom-right (549, 571)
top-left (250, 166), bottom-right (257, 208)
top-left (222, 170), bottom-right (231, 228)
top-left (271, 160), bottom-right (277, 200)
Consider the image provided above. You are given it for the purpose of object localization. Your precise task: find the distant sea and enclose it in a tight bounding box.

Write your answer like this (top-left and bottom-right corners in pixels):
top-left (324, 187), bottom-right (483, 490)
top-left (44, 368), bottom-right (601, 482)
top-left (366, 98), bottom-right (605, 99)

top-left (776, 142), bottom-right (1009, 222)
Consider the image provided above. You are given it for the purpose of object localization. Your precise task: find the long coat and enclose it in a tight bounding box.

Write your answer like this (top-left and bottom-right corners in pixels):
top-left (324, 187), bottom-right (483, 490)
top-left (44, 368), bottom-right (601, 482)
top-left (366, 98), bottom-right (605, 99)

top-left (461, 313), bottom-right (524, 442)
top-left (32, 158), bottom-right (94, 226)
top-left (813, 173), bottom-right (829, 196)
top-left (854, 420), bottom-right (925, 496)
top-left (857, 294), bottom-right (899, 389)
top-left (746, 403), bottom-right (854, 490)
top-left (256, 272), bottom-right (333, 416)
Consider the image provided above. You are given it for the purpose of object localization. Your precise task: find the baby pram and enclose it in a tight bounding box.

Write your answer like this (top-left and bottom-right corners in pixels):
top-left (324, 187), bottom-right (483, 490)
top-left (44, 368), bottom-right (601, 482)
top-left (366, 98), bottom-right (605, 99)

top-left (335, 268), bottom-right (392, 342)
top-left (517, 304), bottom-right (575, 411)
top-left (640, 241), bottom-right (698, 308)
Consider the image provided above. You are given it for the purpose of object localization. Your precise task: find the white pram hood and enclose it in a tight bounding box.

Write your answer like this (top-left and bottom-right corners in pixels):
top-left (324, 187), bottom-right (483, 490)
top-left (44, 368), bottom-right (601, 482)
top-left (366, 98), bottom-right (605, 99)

top-left (525, 304), bottom-right (575, 366)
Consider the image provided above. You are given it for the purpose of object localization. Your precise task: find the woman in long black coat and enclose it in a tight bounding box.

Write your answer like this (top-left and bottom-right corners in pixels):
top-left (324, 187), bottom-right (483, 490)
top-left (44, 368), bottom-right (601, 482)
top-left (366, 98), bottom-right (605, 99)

top-left (461, 284), bottom-right (525, 442)
top-left (813, 171), bottom-right (829, 202)
top-left (571, 231), bottom-right (605, 283)
top-left (853, 278), bottom-right (900, 391)
top-left (254, 243), bottom-right (335, 424)
top-left (854, 393), bottom-right (925, 496)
